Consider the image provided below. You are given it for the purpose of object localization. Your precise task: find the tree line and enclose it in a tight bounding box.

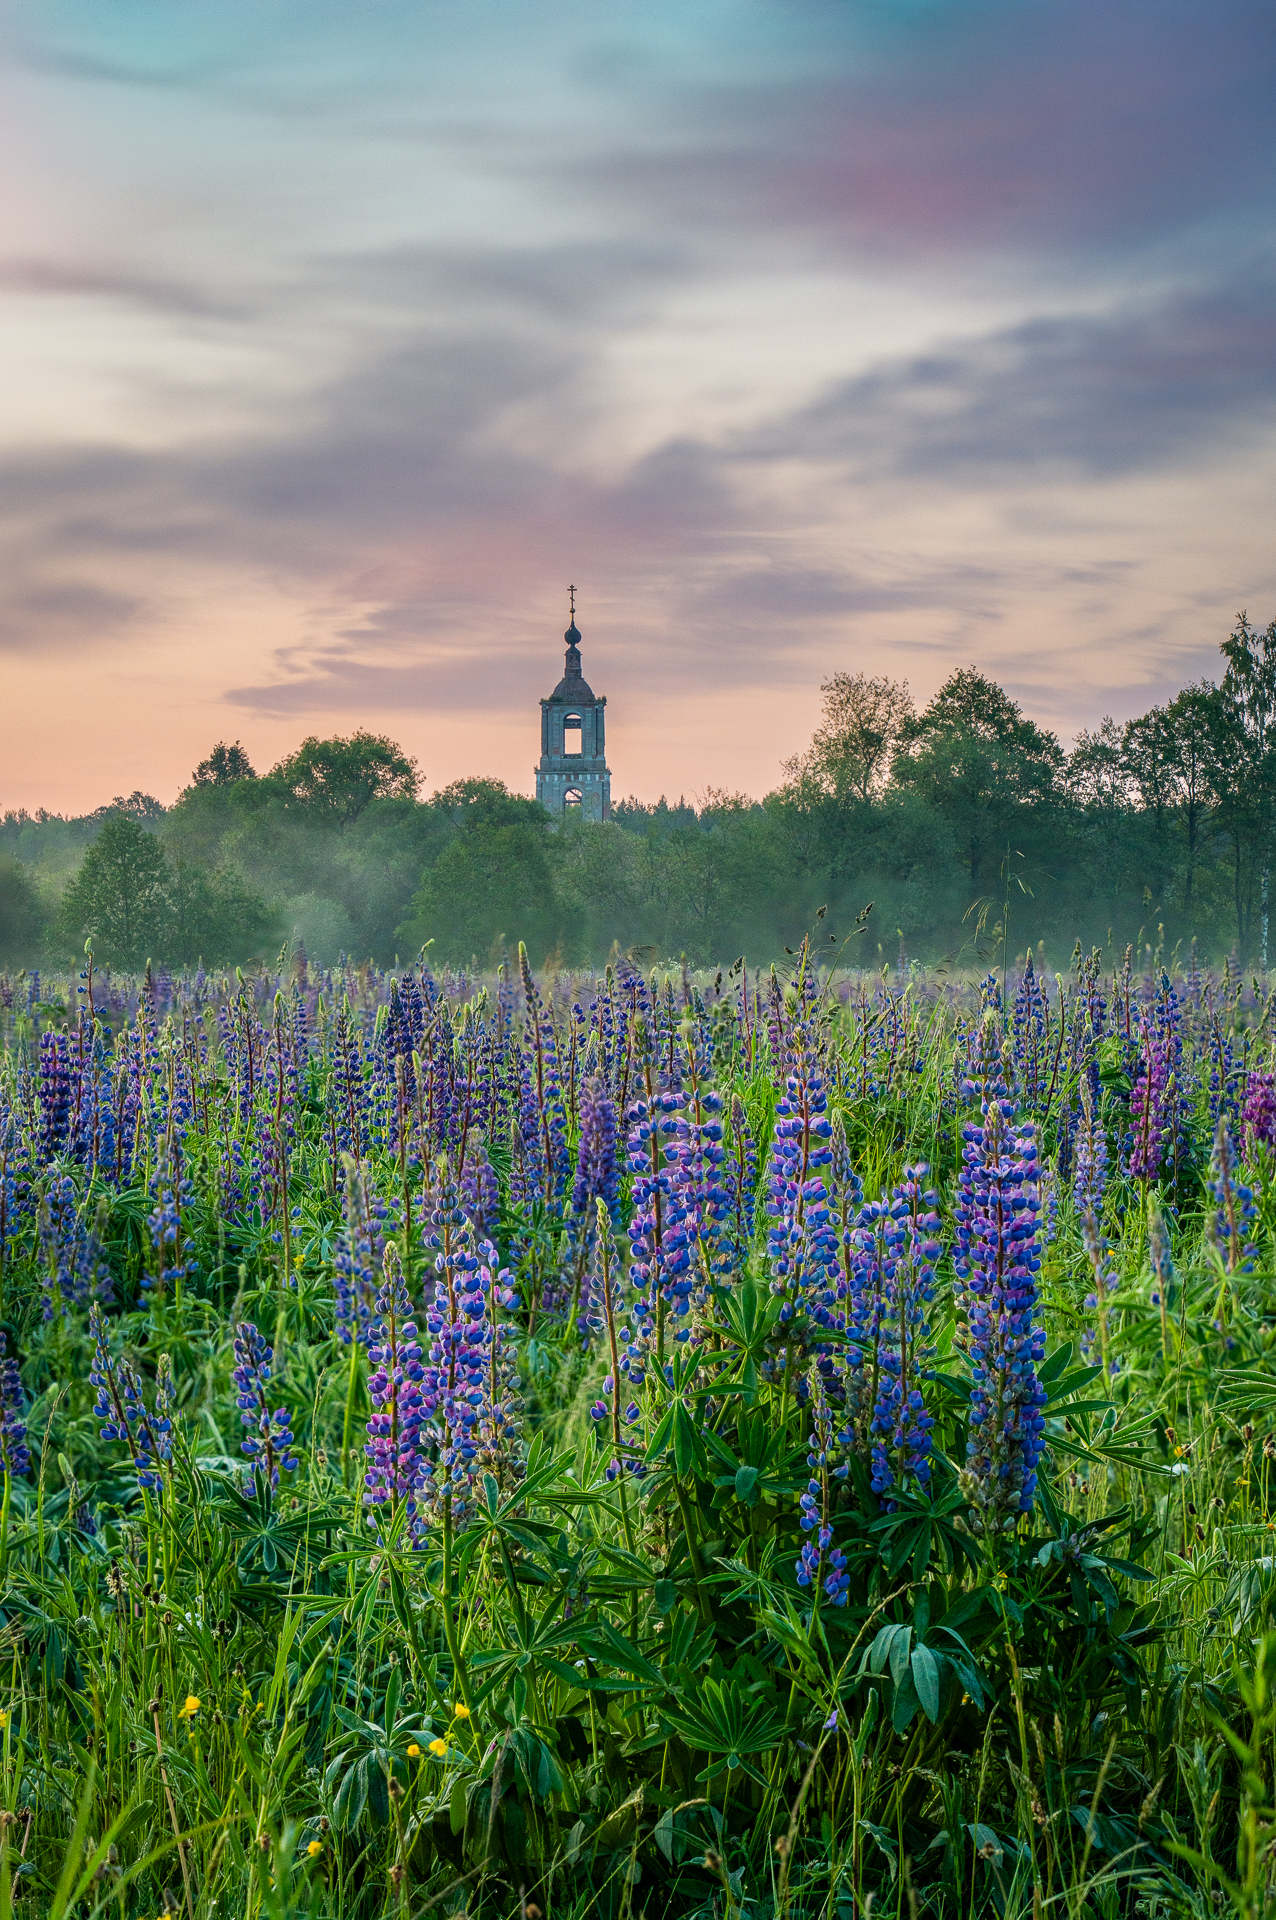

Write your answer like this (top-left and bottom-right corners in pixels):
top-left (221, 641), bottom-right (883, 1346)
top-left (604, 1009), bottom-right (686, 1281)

top-left (3, 612), bottom-right (1276, 973)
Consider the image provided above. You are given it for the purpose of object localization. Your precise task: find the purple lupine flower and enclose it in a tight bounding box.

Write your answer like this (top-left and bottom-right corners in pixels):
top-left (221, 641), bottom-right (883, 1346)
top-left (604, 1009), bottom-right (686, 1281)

top-left (1011, 955), bottom-right (1050, 1117)
top-left (416, 1163), bottom-right (491, 1527)
top-left (233, 1322), bottom-right (298, 1496)
top-left (458, 1133), bottom-right (501, 1245)
top-left (795, 1377), bottom-right (848, 1606)
top-left (1128, 1022), bottom-right (1171, 1182)
top-left (0, 1333), bottom-right (30, 1478)
top-left (1244, 1070), bottom-right (1276, 1156)
top-left (1079, 1209), bottom-right (1121, 1377)
top-left (37, 1180), bottom-right (112, 1323)
top-left (665, 1031), bottom-right (730, 1309)
top-left (623, 1050), bottom-right (691, 1384)
top-left (1208, 1121), bottom-right (1259, 1276)
top-left (1072, 1078), bottom-right (1108, 1217)
top-left (38, 1030), bottom-right (73, 1159)
top-left (333, 1158), bottom-right (387, 1346)
top-left (763, 1018), bottom-right (840, 1386)
top-left (955, 1099), bottom-right (1047, 1533)
top-left (571, 1076), bottom-right (621, 1228)
top-left (468, 1242), bottom-right (524, 1502)
top-left (362, 1245), bottom-right (426, 1519)
top-left (514, 944), bottom-right (572, 1210)
top-left (330, 1001), bottom-right (370, 1160)
top-left (89, 1303), bottom-right (173, 1493)
top-left (564, 1076), bottom-right (621, 1325)
top-left (1129, 977), bottom-right (1187, 1183)
top-left (867, 1168), bottom-right (940, 1506)
top-left (143, 1147), bottom-right (197, 1298)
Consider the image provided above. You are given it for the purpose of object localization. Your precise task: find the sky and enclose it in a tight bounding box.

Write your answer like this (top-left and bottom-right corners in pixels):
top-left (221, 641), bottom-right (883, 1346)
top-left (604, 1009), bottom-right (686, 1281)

top-left (1, 0), bottom-right (1275, 814)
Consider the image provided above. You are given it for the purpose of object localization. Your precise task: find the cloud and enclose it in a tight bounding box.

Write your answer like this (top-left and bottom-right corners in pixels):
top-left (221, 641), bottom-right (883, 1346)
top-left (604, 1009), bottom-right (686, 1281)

top-left (0, 258), bottom-right (247, 319)
top-left (0, 580), bottom-right (141, 651)
top-left (754, 271), bottom-right (1276, 480)
top-left (580, 0), bottom-right (1276, 260)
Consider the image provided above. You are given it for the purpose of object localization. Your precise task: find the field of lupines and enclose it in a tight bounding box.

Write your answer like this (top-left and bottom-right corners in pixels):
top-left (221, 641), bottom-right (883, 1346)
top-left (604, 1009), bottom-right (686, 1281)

top-left (0, 941), bottom-right (1275, 1920)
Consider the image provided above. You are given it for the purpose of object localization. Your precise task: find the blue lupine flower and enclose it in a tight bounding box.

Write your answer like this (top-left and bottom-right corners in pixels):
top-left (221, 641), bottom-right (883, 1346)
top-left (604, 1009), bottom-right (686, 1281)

top-left (233, 1321), bottom-right (298, 1496)
top-left (1208, 1120), bottom-right (1259, 1276)
top-left (955, 1099), bottom-right (1047, 1533)
top-left (89, 1303), bottom-right (173, 1493)
top-left (0, 1333), bottom-right (30, 1478)
top-left (867, 1168), bottom-right (940, 1506)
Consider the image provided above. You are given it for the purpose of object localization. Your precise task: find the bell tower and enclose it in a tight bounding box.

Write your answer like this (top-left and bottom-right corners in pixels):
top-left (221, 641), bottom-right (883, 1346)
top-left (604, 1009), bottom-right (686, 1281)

top-left (535, 588), bottom-right (611, 824)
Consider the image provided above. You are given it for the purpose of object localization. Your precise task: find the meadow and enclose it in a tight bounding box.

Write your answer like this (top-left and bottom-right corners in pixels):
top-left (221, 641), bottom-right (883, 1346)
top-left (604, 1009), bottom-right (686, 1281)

top-left (0, 938), bottom-right (1272, 1920)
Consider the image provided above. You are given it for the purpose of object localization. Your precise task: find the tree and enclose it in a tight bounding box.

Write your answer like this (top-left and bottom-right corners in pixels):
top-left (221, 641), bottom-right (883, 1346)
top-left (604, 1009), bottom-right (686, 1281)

top-left (892, 668), bottom-right (1063, 888)
top-left (87, 791), bottom-right (167, 827)
top-left (60, 817), bottom-right (169, 967)
top-left (269, 732), bottom-right (420, 826)
top-left (1067, 718), bottom-right (1137, 907)
top-left (1219, 612), bottom-right (1276, 962)
top-left (191, 740), bottom-right (256, 786)
top-left (783, 672), bottom-right (913, 807)
top-left (399, 821), bottom-right (559, 964)
top-left (164, 858), bottom-right (272, 965)
top-left (1160, 683), bottom-right (1227, 913)
top-left (0, 856), bottom-right (46, 966)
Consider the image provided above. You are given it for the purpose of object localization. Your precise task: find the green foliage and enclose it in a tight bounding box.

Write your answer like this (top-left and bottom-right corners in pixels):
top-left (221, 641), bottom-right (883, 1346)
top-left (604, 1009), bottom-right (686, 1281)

top-left (14, 612), bottom-right (1276, 974)
top-left (267, 731), bottom-right (420, 826)
top-left (191, 739), bottom-right (256, 787)
top-left (0, 856), bottom-right (46, 967)
top-left (57, 814), bottom-right (270, 967)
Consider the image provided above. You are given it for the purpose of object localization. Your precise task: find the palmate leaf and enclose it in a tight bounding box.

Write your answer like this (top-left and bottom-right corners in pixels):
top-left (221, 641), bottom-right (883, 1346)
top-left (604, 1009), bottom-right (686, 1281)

top-left (659, 1677), bottom-right (785, 1785)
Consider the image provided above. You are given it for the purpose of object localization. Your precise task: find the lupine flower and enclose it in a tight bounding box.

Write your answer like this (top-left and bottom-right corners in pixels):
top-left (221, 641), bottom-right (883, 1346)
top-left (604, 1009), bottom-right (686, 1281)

top-left (1079, 1209), bottom-right (1120, 1377)
top-left (1207, 1121), bottom-right (1259, 1276)
top-left (1244, 1070), bottom-right (1276, 1156)
top-left (867, 1169), bottom-right (940, 1506)
top-left (89, 1303), bottom-right (173, 1493)
top-left (362, 1245), bottom-right (427, 1523)
top-left (333, 1158), bottom-right (387, 1347)
top-left (665, 1030), bottom-right (730, 1308)
top-left (762, 1018), bottom-right (840, 1389)
top-left (623, 1049), bottom-right (691, 1383)
top-left (0, 1334), bottom-right (30, 1478)
top-left (955, 1099), bottom-right (1047, 1533)
top-left (722, 1093), bottom-right (758, 1276)
top-left (144, 1148), bottom-right (197, 1297)
top-left (587, 1203), bottom-right (646, 1482)
top-left (1128, 1024), bottom-right (1171, 1182)
top-left (565, 1076), bottom-right (621, 1323)
top-left (416, 1162), bottom-right (495, 1528)
top-left (233, 1321), bottom-right (299, 1496)
top-left (1072, 1074), bottom-right (1108, 1217)
top-left (795, 1376), bottom-right (849, 1606)
top-left (1011, 955), bottom-right (1050, 1117)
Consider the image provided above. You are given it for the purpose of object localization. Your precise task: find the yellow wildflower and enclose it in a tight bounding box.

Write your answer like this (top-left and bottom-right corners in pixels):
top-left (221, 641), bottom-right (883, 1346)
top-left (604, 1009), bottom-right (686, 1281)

top-left (407, 1742), bottom-right (422, 1758)
top-left (307, 1839), bottom-right (323, 1858)
top-left (0, 1710), bottom-right (9, 1730)
top-left (428, 1737), bottom-right (449, 1757)
top-left (452, 1703), bottom-right (471, 1719)
top-left (180, 1695), bottom-right (201, 1719)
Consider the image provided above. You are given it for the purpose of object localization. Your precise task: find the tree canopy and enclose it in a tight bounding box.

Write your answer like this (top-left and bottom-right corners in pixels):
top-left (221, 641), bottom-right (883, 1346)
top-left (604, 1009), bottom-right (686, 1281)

top-left (268, 731), bottom-right (420, 825)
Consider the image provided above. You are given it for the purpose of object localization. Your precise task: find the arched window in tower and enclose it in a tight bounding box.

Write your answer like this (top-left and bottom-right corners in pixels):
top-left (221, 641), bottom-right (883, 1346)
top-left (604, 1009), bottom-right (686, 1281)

top-left (535, 591), bottom-right (611, 825)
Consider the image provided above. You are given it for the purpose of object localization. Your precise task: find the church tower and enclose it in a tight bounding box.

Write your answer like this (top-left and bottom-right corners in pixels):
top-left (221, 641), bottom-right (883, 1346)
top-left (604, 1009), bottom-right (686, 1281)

top-left (535, 589), bottom-right (611, 824)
